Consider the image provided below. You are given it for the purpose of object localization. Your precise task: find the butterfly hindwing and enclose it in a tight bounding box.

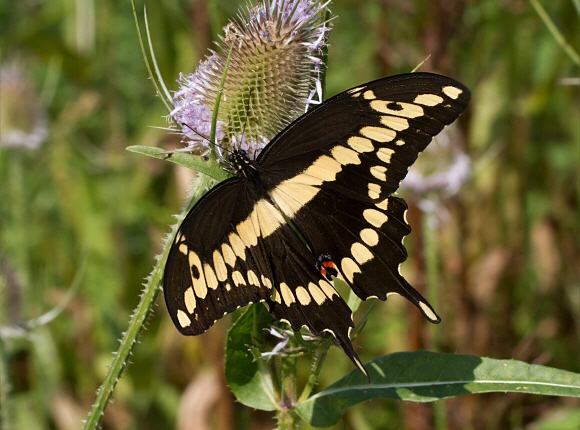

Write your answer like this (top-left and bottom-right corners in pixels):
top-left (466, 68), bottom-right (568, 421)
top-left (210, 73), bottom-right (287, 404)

top-left (164, 176), bottom-right (359, 342)
top-left (286, 190), bottom-right (440, 323)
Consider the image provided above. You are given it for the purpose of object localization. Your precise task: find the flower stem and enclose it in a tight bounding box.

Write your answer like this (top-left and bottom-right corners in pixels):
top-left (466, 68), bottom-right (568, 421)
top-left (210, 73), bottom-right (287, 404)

top-left (0, 338), bottom-right (12, 430)
top-left (530, 0), bottom-right (580, 65)
top-left (82, 174), bottom-right (215, 430)
top-left (209, 45), bottom-right (233, 159)
top-left (423, 207), bottom-right (441, 350)
top-left (298, 344), bottom-right (328, 402)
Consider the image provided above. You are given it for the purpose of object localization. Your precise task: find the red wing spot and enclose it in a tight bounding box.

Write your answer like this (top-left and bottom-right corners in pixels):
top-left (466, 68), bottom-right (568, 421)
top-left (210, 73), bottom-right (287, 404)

top-left (316, 255), bottom-right (338, 281)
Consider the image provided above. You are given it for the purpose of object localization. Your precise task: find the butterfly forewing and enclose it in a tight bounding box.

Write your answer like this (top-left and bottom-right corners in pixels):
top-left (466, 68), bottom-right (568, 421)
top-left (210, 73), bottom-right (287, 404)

top-left (163, 73), bottom-right (470, 374)
top-left (164, 178), bottom-right (273, 334)
top-left (259, 73), bottom-right (470, 199)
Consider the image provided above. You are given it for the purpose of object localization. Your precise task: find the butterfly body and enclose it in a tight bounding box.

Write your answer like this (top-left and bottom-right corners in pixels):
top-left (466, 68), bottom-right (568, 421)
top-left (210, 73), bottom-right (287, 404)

top-left (163, 73), bottom-right (470, 376)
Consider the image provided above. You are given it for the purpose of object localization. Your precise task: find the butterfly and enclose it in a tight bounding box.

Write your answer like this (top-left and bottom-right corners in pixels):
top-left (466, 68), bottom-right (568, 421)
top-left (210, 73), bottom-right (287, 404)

top-left (163, 73), bottom-right (470, 377)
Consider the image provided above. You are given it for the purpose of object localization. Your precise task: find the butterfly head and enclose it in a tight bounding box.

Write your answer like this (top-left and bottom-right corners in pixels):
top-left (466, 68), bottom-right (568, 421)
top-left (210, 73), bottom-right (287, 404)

top-left (228, 149), bottom-right (258, 179)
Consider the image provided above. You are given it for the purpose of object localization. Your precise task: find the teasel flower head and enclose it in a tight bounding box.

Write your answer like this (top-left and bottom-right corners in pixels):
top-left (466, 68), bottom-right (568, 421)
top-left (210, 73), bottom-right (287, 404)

top-left (0, 64), bottom-right (48, 151)
top-left (171, 0), bottom-right (331, 159)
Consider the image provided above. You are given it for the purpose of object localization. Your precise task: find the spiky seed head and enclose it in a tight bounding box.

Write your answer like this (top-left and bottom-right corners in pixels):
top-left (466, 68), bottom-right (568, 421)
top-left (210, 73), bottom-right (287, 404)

top-left (171, 0), bottom-right (331, 159)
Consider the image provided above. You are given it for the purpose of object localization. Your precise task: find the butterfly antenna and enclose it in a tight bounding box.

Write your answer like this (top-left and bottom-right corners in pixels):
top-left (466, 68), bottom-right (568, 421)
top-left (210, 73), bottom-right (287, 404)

top-left (179, 123), bottom-right (233, 160)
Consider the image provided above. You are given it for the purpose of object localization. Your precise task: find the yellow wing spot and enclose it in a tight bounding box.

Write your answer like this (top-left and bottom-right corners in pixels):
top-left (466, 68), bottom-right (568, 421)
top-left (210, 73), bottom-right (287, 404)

top-left (236, 217), bottom-right (259, 248)
top-left (380, 115), bottom-right (409, 131)
top-left (319, 279), bottom-right (338, 298)
top-left (177, 309), bottom-right (191, 328)
top-left (295, 286), bottom-right (312, 305)
top-left (363, 208), bottom-right (389, 228)
top-left (228, 233), bottom-right (246, 260)
top-left (224, 283), bottom-right (232, 291)
top-left (188, 251), bottom-right (207, 299)
top-left (360, 228), bottom-right (379, 247)
top-left (347, 136), bottom-right (374, 153)
top-left (363, 90), bottom-right (376, 100)
top-left (232, 271), bottom-right (245, 287)
top-left (308, 282), bottom-right (326, 305)
top-left (204, 263), bottom-right (219, 290)
top-left (305, 154), bottom-right (343, 182)
top-left (368, 183), bottom-right (382, 199)
top-left (375, 198), bottom-right (389, 211)
top-left (341, 257), bottom-right (361, 283)
top-left (442, 86), bottom-right (463, 99)
top-left (271, 287), bottom-right (282, 303)
top-left (253, 199), bottom-right (285, 238)
top-left (370, 165), bottom-right (387, 181)
top-left (395, 139), bottom-right (406, 146)
top-left (261, 275), bottom-right (273, 289)
top-left (178, 242), bottom-right (188, 256)
top-left (419, 301), bottom-right (439, 322)
top-left (360, 126), bottom-right (396, 143)
top-left (213, 250), bottom-right (228, 282)
top-left (280, 282), bottom-right (296, 305)
top-left (285, 172), bottom-right (324, 187)
top-left (270, 181), bottom-right (320, 219)
top-left (377, 147), bottom-right (395, 163)
top-left (247, 270), bottom-right (260, 287)
top-left (184, 287), bottom-right (196, 314)
top-left (221, 243), bottom-right (237, 267)
top-left (351, 242), bottom-right (374, 265)
top-left (369, 100), bottom-right (424, 118)
top-left (248, 208), bottom-right (262, 244)
top-left (414, 93), bottom-right (444, 106)
top-left (331, 145), bottom-right (361, 166)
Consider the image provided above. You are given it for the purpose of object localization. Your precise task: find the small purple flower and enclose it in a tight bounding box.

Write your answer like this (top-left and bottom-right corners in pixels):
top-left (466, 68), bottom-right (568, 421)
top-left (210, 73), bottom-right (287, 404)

top-left (170, 0), bottom-right (331, 160)
top-left (401, 124), bottom-right (471, 198)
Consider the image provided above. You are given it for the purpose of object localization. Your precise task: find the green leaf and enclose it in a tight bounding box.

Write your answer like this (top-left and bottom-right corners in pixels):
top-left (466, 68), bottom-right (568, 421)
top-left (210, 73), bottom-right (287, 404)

top-left (126, 145), bottom-right (231, 182)
top-left (224, 304), bottom-right (278, 411)
top-left (295, 351), bottom-right (580, 427)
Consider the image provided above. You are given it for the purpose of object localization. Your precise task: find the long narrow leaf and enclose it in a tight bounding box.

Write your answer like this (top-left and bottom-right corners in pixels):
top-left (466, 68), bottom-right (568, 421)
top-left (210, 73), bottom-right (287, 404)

top-left (295, 351), bottom-right (580, 427)
top-left (127, 146), bottom-right (231, 182)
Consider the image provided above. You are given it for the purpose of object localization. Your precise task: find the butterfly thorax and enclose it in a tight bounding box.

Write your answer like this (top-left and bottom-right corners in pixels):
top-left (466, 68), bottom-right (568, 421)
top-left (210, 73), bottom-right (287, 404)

top-left (229, 149), bottom-right (260, 182)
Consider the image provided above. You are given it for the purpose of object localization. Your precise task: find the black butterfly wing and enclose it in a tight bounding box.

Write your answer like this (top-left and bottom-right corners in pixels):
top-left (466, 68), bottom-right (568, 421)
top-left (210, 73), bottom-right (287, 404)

top-left (163, 175), bottom-right (365, 372)
top-left (258, 73), bottom-right (470, 320)
top-left (164, 73), bottom-right (470, 375)
top-left (164, 177), bottom-right (269, 334)
top-left (259, 72), bottom-right (470, 200)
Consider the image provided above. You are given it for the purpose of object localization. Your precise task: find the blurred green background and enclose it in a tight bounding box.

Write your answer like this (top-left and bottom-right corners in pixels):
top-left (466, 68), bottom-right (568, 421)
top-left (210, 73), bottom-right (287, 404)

top-left (1, 0), bottom-right (578, 429)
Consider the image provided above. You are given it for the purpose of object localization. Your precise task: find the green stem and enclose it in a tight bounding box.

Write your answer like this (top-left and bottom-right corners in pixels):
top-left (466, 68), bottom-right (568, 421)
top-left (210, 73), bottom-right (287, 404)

top-left (0, 338), bottom-right (12, 430)
top-left (209, 45), bottom-right (233, 159)
top-left (275, 335), bottom-right (300, 429)
top-left (530, 0), bottom-right (580, 66)
top-left (297, 344), bottom-right (328, 403)
top-left (82, 174), bottom-right (215, 430)
top-left (423, 205), bottom-right (440, 350)
top-left (276, 408), bottom-right (297, 430)
top-left (131, 0), bottom-right (173, 113)
top-left (278, 350), bottom-right (296, 408)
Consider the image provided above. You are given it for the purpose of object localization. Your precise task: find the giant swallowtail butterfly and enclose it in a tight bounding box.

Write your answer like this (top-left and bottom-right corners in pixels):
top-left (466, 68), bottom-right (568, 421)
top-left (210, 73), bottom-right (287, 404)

top-left (163, 73), bottom-right (470, 376)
